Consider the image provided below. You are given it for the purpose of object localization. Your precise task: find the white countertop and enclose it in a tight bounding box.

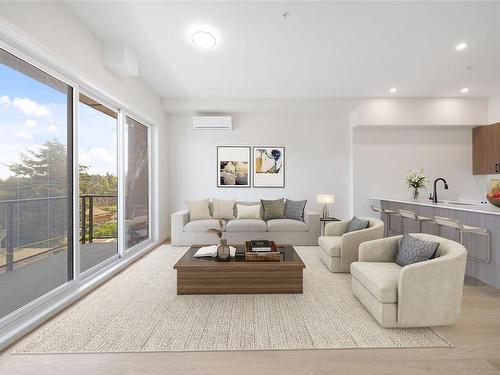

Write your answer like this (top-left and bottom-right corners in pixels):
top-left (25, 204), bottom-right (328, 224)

top-left (370, 197), bottom-right (500, 216)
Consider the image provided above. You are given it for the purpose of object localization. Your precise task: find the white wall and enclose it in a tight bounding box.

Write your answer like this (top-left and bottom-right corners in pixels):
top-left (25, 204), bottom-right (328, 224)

top-left (489, 95), bottom-right (500, 123)
top-left (167, 97), bottom-right (488, 223)
top-left (167, 100), bottom-right (356, 219)
top-left (0, 1), bottom-right (170, 240)
top-left (353, 127), bottom-right (486, 217)
top-left (353, 98), bottom-right (488, 127)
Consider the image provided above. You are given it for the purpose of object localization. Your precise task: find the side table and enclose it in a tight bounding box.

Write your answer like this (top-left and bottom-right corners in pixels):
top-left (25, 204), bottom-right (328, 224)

top-left (320, 217), bottom-right (340, 235)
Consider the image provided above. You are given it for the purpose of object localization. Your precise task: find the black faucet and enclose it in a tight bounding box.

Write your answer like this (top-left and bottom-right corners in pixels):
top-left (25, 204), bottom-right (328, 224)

top-left (432, 178), bottom-right (448, 204)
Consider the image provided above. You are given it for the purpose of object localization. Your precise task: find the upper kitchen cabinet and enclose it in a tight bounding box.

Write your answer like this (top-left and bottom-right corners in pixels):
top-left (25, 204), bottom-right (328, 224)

top-left (473, 123), bottom-right (500, 175)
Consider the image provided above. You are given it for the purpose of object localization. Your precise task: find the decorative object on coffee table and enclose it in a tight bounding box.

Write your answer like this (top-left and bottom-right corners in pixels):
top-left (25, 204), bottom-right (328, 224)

top-left (217, 146), bottom-right (251, 187)
top-left (253, 146), bottom-right (285, 187)
top-left (245, 240), bottom-right (280, 261)
top-left (207, 220), bottom-right (230, 262)
top-left (317, 194), bottom-right (335, 218)
top-left (404, 168), bottom-right (429, 200)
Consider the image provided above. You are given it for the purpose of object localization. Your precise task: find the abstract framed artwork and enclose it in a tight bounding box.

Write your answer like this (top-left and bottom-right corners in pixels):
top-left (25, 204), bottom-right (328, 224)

top-left (217, 146), bottom-right (251, 187)
top-left (253, 146), bottom-right (285, 188)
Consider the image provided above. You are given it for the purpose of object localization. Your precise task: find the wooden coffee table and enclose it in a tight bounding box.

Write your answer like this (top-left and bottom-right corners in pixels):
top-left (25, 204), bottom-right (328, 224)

top-left (173, 244), bottom-right (305, 295)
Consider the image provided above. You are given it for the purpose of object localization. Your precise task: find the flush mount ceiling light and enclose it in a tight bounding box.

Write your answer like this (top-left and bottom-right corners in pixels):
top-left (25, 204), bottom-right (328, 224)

top-left (461, 87), bottom-right (470, 93)
top-left (389, 87), bottom-right (397, 93)
top-left (456, 42), bottom-right (467, 51)
top-left (191, 31), bottom-right (216, 49)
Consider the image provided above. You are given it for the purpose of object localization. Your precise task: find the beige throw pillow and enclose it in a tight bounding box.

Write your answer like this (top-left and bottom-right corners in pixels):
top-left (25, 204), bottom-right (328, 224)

top-left (236, 204), bottom-right (261, 219)
top-left (212, 198), bottom-right (235, 220)
top-left (186, 199), bottom-right (211, 220)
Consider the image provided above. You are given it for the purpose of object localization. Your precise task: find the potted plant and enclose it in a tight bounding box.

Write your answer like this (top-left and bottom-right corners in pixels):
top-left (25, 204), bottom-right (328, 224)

top-left (404, 168), bottom-right (429, 200)
top-left (208, 220), bottom-right (230, 261)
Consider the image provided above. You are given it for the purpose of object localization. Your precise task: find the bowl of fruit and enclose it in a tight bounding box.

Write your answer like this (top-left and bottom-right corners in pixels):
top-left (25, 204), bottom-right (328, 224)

top-left (487, 179), bottom-right (500, 208)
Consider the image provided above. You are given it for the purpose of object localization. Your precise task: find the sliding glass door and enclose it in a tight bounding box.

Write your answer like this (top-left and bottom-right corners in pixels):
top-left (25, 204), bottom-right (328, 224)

top-left (0, 43), bottom-right (153, 327)
top-left (0, 47), bottom-right (73, 319)
top-left (78, 94), bottom-right (118, 273)
top-left (125, 116), bottom-right (149, 249)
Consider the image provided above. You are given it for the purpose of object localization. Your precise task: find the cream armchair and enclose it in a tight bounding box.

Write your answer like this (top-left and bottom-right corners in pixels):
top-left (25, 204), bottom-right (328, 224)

top-left (318, 217), bottom-right (384, 272)
top-left (351, 234), bottom-right (467, 328)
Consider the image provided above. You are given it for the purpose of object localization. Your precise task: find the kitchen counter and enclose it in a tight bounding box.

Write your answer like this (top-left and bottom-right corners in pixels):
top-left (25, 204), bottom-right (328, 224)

top-left (370, 197), bottom-right (500, 216)
top-left (370, 196), bottom-right (500, 289)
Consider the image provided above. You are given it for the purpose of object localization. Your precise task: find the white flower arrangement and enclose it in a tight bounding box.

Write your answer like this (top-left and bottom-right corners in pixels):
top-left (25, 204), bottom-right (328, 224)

top-left (405, 168), bottom-right (429, 194)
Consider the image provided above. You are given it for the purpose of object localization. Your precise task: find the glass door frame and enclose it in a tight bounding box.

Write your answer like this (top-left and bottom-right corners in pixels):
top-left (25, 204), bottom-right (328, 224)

top-left (77, 89), bottom-right (121, 280)
top-left (0, 40), bottom-right (79, 329)
top-left (0, 37), bottom-right (157, 331)
top-left (122, 112), bottom-right (154, 254)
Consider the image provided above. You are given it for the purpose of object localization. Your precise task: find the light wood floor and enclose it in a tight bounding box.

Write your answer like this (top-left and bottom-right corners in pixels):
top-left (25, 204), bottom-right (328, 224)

top-left (1, 281), bottom-right (500, 374)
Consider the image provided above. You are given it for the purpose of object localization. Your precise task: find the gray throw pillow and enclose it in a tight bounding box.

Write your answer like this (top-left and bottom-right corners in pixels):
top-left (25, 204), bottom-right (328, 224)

top-left (347, 216), bottom-right (369, 232)
top-left (395, 234), bottom-right (440, 267)
top-left (261, 198), bottom-right (285, 220)
top-left (284, 199), bottom-right (307, 221)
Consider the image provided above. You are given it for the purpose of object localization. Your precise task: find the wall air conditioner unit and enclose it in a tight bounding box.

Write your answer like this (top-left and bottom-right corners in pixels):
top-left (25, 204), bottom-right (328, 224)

top-left (193, 116), bottom-right (232, 130)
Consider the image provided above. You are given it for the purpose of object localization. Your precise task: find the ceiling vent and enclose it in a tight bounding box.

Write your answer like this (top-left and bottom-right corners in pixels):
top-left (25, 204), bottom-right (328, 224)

top-left (193, 116), bottom-right (232, 130)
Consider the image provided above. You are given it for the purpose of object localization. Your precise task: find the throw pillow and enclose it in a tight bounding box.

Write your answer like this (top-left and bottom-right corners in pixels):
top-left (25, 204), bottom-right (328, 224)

top-left (261, 199), bottom-right (285, 220)
top-left (185, 199), bottom-right (211, 221)
top-left (347, 216), bottom-right (369, 232)
top-left (212, 198), bottom-right (235, 220)
top-left (284, 199), bottom-right (307, 221)
top-left (395, 234), bottom-right (440, 267)
top-left (236, 204), bottom-right (261, 219)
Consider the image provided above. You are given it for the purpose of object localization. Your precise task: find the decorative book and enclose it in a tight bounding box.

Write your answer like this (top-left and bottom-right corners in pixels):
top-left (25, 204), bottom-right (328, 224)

top-left (250, 240), bottom-right (272, 252)
top-left (245, 241), bottom-right (280, 261)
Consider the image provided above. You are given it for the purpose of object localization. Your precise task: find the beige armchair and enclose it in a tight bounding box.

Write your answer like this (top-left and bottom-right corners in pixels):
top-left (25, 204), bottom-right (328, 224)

top-left (351, 234), bottom-right (467, 328)
top-left (318, 217), bottom-right (384, 272)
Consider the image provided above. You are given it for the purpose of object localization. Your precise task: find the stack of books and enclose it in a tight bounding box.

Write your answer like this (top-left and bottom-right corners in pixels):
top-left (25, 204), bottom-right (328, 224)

top-left (250, 240), bottom-right (272, 252)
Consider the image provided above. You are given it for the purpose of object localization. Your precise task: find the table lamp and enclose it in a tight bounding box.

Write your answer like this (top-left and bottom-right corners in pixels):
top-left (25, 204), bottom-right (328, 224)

top-left (317, 194), bottom-right (335, 218)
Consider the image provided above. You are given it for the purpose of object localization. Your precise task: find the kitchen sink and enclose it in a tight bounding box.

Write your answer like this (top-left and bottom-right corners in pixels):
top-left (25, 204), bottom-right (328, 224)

top-left (437, 200), bottom-right (480, 206)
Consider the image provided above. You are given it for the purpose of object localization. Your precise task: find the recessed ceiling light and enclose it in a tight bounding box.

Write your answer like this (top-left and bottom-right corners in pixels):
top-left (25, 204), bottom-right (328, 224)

top-left (191, 31), bottom-right (216, 49)
top-left (461, 87), bottom-right (469, 93)
top-left (456, 42), bottom-right (467, 51)
top-left (389, 87), bottom-right (397, 93)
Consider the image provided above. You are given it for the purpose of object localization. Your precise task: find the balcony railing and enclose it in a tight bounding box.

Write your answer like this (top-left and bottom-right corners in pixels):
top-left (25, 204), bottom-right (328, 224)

top-left (80, 194), bottom-right (118, 244)
top-left (0, 194), bottom-right (117, 272)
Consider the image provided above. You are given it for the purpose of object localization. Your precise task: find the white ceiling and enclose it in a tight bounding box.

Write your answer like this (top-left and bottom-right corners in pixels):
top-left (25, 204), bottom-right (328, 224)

top-left (65, 1), bottom-right (500, 98)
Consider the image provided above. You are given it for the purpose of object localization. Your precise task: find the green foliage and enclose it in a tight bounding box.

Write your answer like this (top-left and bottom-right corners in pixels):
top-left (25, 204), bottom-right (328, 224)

top-left (93, 222), bottom-right (117, 238)
top-left (404, 168), bottom-right (429, 190)
top-left (0, 139), bottom-right (118, 247)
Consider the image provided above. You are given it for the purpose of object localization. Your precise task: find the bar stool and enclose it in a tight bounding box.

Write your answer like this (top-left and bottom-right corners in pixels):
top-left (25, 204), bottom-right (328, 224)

top-left (370, 205), bottom-right (400, 237)
top-left (434, 216), bottom-right (491, 263)
top-left (398, 209), bottom-right (435, 233)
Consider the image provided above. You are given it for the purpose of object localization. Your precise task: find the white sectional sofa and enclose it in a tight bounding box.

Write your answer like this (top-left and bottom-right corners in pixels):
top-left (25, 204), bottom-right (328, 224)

top-left (171, 200), bottom-right (320, 246)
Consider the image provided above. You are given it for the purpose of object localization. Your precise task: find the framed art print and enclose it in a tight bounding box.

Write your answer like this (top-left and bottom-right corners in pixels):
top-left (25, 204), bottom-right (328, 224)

top-left (217, 146), bottom-right (251, 187)
top-left (253, 146), bottom-right (285, 188)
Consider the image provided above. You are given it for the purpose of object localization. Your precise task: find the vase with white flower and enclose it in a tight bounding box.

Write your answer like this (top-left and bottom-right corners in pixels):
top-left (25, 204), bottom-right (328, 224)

top-left (404, 168), bottom-right (429, 200)
top-left (207, 220), bottom-right (230, 262)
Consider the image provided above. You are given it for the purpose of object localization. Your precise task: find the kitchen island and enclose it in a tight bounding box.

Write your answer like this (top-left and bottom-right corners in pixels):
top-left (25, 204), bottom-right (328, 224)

top-left (371, 197), bottom-right (500, 289)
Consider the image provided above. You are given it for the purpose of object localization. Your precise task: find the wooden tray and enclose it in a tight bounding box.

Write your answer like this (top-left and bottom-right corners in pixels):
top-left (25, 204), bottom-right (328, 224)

top-left (245, 241), bottom-right (280, 261)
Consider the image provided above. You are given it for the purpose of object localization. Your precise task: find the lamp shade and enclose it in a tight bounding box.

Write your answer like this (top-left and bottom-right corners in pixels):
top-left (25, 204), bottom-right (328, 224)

top-left (317, 194), bottom-right (335, 204)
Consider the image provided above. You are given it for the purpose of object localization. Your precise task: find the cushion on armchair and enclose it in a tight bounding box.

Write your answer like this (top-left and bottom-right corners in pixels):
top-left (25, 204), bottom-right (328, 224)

top-left (395, 234), bottom-right (439, 267)
top-left (347, 216), bottom-right (369, 232)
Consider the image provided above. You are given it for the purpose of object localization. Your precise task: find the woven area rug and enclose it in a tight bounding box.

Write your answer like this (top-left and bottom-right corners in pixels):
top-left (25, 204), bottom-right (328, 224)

top-left (15, 245), bottom-right (451, 353)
